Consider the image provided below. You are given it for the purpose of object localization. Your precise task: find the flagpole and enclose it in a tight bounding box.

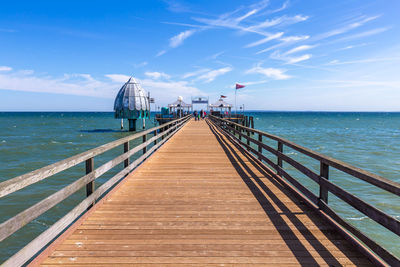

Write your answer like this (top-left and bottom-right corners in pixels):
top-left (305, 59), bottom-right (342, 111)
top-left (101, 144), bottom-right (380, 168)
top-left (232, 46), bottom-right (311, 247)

top-left (235, 88), bottom-right (237, 115)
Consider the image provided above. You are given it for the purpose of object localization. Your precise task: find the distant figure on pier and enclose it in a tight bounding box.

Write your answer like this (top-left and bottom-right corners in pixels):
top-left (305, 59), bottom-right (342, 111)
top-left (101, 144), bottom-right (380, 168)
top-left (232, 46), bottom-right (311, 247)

top-left (194, 110), bottom-right (198, 121)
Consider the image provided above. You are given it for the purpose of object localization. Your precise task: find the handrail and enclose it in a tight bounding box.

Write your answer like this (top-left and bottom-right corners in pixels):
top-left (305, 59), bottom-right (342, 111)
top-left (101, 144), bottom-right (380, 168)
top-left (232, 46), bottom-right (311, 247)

top-left (210, 116), bottom-right (400, 196)
top-left (0, 115), bottom-right (190, 198)
top-left (208, 115), bottom-right (400, 266)
top-left (0, 115), bottom-right (191, 266)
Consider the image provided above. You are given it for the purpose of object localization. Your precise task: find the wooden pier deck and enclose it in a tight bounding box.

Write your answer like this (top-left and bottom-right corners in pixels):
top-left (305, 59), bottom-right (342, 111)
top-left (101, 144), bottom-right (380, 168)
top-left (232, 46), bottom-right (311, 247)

top-left (33, 119), bottom-right (372, 266)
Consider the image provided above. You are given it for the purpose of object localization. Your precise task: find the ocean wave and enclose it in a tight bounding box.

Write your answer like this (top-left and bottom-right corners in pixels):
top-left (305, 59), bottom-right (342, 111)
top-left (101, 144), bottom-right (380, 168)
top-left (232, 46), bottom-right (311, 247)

top-left (1, 140), bottom-right (5, 143)
top-left (347, 216), bottom-right (368, 221)
top-left (32, 219), bottom-right (50, 227)
top-left (51, 140), bottom-right (59, 144)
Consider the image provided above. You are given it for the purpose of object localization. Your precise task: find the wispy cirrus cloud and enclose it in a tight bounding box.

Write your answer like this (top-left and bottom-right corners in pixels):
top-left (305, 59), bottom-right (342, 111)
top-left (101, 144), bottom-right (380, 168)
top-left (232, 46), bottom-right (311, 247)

top-left (245, 32), bottom-right (284, 48)
top-left (285, 44), bottom-right (315, 55)
top-left (169, 29), bottom-right (196, 48)
top-left (286, 54), bottom-right (312, 64)
top-left (246, 65), bottom-right (291, 80)
top-left (144, 71), bottom-right (171, 79)
top-left (196, 67), bottom-right (233, 83)
top-left (156, 50), bottom-right (166, 57)
top-left (182, 68), bottom-right (210, 79)
top-left (326, 57), bottom-right (400, 66)
top-left (315, 15), bottom-right (381, 41)
top-left (256, 35), bottom-right (310, 54)
top-left (335, 27), bottom-right (389, 42)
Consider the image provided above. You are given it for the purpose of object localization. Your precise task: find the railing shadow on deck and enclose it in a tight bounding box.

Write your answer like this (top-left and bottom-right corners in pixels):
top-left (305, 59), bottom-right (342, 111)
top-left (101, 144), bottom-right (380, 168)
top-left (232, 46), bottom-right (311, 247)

top-left (206, 120), bottom-right (355, 266)
top-left (208, 115), bottom-right (400, 267)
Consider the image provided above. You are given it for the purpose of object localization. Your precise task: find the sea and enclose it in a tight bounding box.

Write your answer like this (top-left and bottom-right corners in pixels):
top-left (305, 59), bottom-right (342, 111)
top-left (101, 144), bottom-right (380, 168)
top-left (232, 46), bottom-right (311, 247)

top-left (0, 111), bottom-right (399, 262)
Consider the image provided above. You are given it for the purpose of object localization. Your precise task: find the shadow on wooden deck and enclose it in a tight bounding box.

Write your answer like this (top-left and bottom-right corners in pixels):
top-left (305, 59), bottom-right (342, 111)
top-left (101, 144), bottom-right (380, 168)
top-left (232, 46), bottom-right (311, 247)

top-left (206, 119), bottom-right (368, 266)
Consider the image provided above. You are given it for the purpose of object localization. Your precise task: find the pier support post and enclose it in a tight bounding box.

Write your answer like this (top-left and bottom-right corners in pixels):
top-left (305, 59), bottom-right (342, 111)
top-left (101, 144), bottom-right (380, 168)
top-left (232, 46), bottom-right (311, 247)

top-left (319, 162), bottom-right (329, 206)
top-left (247, 129), bottom-right (250, 146)
top-left (124, 141), bottom-right (129, 168)
top-left (128, 119), bottom-right (136, 132)
top-left (277, 142), bottom-right (283, 176)
top-left (85, 157), bottom-right (94, 209)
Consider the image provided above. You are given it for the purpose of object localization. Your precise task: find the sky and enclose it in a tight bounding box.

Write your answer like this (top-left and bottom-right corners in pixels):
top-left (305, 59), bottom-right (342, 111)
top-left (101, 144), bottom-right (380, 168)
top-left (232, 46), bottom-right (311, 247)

top-left (0, 0), bottom-right (399, 111)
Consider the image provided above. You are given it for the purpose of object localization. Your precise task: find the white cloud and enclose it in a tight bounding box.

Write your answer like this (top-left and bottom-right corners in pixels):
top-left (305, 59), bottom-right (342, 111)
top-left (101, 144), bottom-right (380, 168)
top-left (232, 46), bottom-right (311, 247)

top-left (280, 35), bottom-right (310, 42)
top-left (140, 78), bottom-right (203, 104)
top-left (336, 27), bottom-right (388, 42)
top-left (285, 45), bottom-right (315, 55)
top-left (245, 15), bottom-right (308, 32)
top-left (144, 71), bottom-right (170, 79)
top-left (196, 67), bottom-right (233, 83)
top-left (246, 65), bottom-right (291, 80)
top-left (133, 61), bottom-right (148, 68)
top-left (156, 50), bottom-right (166, 57)
top-left (245, 32), bottom-right (284, 48)
top-left (286, 54), bottom-right (312, 64)
top-left (169, 29), bottom-right (196, 48)
top-left (0, 68), bottom-right (205, 106)
top-left (326, 57), bottom-right (400, 65)
top-left (0, 66), bottom-right (12, 72)
top-left (256, 35), bottom-right (310, 54)
top-left (105, 74), bottom-right (131, 83)
top-left (315, 15), bottom-right (381, 40)
top-left (182, 68), bottom-right (210, 79)
top-left (0, 70), bottom-right (117, 98)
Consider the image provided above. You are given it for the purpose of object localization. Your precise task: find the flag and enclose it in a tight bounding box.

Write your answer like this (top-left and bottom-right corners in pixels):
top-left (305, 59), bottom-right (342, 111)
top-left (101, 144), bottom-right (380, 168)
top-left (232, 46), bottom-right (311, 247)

top-left (220, 95), bottom-right (227, 98)
top-left (236, 83), bottom-right (245, 89)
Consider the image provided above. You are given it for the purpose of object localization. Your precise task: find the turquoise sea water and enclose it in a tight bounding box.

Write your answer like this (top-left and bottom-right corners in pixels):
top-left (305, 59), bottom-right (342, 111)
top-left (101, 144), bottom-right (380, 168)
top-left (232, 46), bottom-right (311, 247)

top-left (0, 111), bottom-right (399, 262)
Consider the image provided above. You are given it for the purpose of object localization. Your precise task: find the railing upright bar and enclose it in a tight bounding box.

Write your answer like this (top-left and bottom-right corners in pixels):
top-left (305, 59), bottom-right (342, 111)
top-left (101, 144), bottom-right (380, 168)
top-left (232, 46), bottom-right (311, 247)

top-left (85, 157), bottom-right (94, 209)
top-left (319, 162), bottom-right (329, 206)
top-left (124, 142), bottom-right (129, 168)
top-left (153, 130), bottom-right (157, 145)
top-left (143, 134), bottom-right (147, 154)
top-left (277, 142), bottom-right (283, 176)
top-left (258, 134), bottom-right (262, 160)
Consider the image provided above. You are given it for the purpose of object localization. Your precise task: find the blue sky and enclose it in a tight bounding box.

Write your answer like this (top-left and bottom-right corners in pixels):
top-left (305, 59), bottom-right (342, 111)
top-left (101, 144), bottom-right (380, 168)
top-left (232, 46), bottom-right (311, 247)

top-left (0, 0), bottom-right (399, 111)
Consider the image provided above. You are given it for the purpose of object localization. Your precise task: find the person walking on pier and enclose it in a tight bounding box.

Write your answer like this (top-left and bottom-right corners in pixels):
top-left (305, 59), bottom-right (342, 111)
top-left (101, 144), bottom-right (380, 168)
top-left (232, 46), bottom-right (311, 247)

top-left (194, 110), bottom-right (198, 121)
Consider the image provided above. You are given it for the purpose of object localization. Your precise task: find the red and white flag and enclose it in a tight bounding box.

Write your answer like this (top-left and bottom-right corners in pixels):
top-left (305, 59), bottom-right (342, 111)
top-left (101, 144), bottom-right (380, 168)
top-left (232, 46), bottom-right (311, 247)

top-left (236, 83), bottom-right (245, 89)
top-left (220, 95), bottom-right (227, 98)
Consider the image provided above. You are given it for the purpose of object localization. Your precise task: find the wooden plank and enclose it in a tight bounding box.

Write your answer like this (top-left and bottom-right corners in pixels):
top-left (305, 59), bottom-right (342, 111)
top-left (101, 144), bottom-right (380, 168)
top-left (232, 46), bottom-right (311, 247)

top-left (31, 119), bottom-right (374, 266)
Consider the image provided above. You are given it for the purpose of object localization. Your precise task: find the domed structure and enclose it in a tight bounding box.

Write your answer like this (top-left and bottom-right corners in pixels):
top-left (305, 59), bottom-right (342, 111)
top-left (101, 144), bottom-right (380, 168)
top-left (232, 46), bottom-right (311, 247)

top-left (114, 77), bottom-right (150, 131)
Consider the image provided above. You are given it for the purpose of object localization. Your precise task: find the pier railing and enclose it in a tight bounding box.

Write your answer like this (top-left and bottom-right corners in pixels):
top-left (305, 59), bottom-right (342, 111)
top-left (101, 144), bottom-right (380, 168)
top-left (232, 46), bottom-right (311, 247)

top-left (0, 115), bottom-right (191, 266)
top-left (209, 115), bottom-right (400, 266)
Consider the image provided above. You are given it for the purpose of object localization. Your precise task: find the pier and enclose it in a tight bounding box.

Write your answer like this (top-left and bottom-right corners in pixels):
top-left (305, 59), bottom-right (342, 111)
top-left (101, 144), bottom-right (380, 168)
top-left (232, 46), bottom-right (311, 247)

top-left (1, 116), bottom-right (399, 266)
